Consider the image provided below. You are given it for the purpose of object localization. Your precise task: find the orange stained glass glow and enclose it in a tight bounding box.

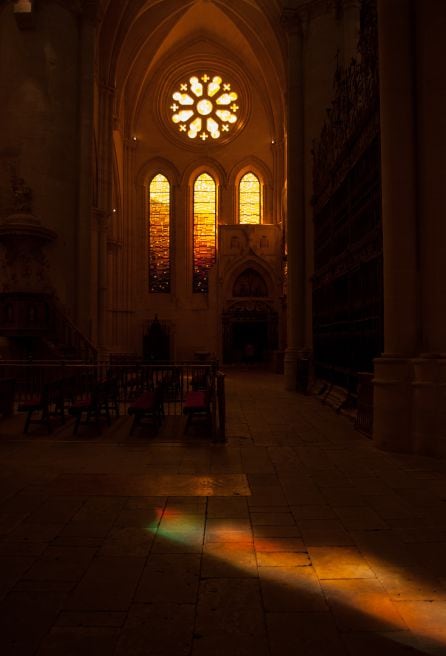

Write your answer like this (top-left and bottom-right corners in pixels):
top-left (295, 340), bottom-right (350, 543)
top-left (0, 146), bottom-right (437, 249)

top-left (149, 174), bottom-right (170, 293)
top-left (193, 173), bottom-right (216, 293)
top-left (171, 73), bottom-right (239, 141)
top-left (146, 506), bottom-right (446, 652)
top-left (239, 172), bottom-right (261, 224)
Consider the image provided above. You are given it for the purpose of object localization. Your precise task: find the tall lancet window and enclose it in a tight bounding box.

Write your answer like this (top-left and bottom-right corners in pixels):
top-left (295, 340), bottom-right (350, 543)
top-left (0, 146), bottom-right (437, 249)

top-left (239, 172), bottom-right (261, 224)
top-left (149, 174), bottom-right (170, 293)
top-left (193, 173), bottom-right (216, 293)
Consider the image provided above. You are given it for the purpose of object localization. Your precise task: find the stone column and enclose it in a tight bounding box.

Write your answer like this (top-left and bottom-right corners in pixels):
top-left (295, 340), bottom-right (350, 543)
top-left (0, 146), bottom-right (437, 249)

top-left (281, 9), bottom-right (306, 391)
top-left (2, 0), bottom-right (83, 308)
top-left (96, 210), bottom-right (109, 354)
top-left (412, 356), bottom-right (446, 457)
top-left (122, 137), bottom-right (138, 352)
top-left (415, 0), bottom-right (446, 353)
top-left (95, 82), bottom-right (115, 352)
top-left (411, 0), bottom-right (446, 456)
top-left (373, 0), bottom-right (419, 451)
top-left (76, 3), bottom-right (97, 337)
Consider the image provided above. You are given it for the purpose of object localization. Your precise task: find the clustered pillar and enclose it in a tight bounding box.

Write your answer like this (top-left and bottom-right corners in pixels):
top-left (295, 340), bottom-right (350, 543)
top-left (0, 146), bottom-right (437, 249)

top-left (374, 0), bottom-right (446, 456)
top-left (282, 10), bottom-right (307, 391)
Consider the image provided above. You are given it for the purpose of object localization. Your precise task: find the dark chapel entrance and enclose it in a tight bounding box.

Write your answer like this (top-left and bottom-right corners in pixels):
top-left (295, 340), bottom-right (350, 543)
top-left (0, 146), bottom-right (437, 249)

top-left (222, 301), bottom-right (278, 364)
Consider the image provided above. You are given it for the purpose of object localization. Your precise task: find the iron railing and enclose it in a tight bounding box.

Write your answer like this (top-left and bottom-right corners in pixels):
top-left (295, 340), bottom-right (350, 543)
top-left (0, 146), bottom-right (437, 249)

top-left (0, 361), bottom-right (226, 440)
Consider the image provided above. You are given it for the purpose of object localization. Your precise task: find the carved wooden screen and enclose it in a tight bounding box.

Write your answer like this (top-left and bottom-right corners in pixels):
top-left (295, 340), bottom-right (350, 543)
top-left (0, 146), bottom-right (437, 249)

top-left (312, 0), bottom-right (383, 390)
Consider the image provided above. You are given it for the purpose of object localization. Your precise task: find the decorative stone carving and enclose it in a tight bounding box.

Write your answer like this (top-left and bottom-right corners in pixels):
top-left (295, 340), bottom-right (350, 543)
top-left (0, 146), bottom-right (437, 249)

top-left (0, 175), bottom-right (57, 293)
top-left (226, 299), bottom-right (274, 317)
top-left (11, 175), bottom-right (33, 213)
top-left (312, 0), bottom-right (379, 201)
top-left (233, 269), bottom-right (268, 298)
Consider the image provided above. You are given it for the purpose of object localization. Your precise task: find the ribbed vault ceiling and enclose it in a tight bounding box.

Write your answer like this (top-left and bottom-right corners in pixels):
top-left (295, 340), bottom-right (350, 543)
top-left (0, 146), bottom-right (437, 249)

top-left (96, 0), bottom-right (286, 134)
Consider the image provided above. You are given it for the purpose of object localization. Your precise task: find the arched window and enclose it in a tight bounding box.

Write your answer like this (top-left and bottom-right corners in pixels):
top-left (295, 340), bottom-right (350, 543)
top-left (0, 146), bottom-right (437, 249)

top-left (193, 173), bottom-right (216, 293)
top-left (239, 172), bottom-right (261, 224)
top-left (149, 174), bottom-right (170, 293)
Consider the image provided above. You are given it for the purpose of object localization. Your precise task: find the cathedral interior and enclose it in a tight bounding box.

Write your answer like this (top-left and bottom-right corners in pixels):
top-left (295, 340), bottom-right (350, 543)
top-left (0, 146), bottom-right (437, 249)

top-left (0, 0), bottom-right (445, 654)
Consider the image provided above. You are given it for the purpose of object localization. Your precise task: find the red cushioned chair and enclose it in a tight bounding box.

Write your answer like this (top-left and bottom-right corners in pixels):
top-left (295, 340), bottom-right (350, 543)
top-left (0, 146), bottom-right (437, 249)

top-left (18, 380), bottom-right (65, 434)
top-left (182, 389), bottom-right (211, 434)
top-left (68, 380), bottom-right (112, 435)
top-left (127, 387), bottom-right (164, 435)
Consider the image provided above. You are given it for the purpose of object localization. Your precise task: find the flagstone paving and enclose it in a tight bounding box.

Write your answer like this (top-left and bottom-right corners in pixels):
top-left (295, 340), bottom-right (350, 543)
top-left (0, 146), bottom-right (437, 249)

top-left (0, 369), bottom-right (446, 654)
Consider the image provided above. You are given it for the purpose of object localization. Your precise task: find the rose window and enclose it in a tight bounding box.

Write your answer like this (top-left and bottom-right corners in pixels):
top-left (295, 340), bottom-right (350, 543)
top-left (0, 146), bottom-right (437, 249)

top-left (170, 74), bottom-right (239, 141)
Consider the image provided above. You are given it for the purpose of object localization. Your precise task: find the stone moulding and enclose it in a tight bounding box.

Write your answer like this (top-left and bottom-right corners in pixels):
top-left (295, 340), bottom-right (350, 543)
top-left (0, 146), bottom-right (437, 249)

top-left (0, 213), bottom-right (57, 243)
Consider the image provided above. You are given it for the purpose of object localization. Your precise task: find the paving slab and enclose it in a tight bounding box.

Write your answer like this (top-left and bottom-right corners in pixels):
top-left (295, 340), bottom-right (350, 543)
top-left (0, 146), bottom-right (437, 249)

top-left (0, 369), bottom-right (445, 654)
top-left (46, 473), bottom-right (251, 496)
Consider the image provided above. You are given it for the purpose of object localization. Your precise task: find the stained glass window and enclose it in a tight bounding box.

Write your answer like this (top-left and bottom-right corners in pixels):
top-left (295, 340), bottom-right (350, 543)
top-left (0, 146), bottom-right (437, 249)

top-left (193, 173), bottom-right (216, 293)
top-left (149, 174), bottom-right (170, 293)
top-left (171, 74), bottom-right (239, 141)
top-left (239, 172), bottom-right (261, 224)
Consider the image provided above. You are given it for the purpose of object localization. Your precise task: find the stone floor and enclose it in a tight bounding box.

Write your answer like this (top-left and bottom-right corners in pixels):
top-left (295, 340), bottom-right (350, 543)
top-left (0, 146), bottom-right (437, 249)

top-left (0, 368), bottom-right (446, 655)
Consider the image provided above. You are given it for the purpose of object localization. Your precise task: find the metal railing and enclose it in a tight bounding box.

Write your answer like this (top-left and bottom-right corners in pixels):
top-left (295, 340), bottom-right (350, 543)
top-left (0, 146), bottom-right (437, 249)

top-left (0, 361), bottom-right (226, 440)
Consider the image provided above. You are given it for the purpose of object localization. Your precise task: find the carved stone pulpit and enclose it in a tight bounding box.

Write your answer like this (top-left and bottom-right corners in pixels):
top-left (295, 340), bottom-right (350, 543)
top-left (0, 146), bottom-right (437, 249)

top-left (0, 176), bottom-right (57, 294)
top-left (0, 176), bottom-right (57, 337)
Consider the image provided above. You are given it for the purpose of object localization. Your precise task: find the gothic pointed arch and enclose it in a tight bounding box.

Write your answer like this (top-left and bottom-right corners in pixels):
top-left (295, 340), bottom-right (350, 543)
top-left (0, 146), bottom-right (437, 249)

top-left (148, 173), bottom-right (171, 293)
top-left (136, 157), bottom-right (180, 188)
top-left (223, 257), bottom-right (277, 300)
top-left (98, 1), bottom-right (285, 139)
top-left (238, 173), bottom-right (261, 225)
top-left (229, 157), bottom-right (273, 224)
top-left (137, 158), bottom-right (179, 295)
top-left (94, 0), bottom-right (286, 362)
top-left (182, 158), bottom-right (226, 189)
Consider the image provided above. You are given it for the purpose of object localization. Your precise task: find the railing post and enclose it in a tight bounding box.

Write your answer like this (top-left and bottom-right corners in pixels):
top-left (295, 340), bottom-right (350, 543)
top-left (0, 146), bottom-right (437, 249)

top-left (215, 372), bottom-right (226, 442)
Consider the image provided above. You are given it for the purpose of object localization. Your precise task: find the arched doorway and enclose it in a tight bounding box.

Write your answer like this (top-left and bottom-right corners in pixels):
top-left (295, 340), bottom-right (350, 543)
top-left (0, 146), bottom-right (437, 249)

top-left (222, 300), bottom-right (278, 364)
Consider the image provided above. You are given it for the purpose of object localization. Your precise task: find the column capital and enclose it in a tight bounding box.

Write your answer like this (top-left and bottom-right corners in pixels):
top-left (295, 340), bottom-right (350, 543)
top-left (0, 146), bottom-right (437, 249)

top-left (280, 8), bottom-right (303, 35)
top-left (281, 0), bottom-right (342, 32)
top-left (13, 0), bottom-right (100, 28)
top-left (80, 0), bottom-right (100, 24)
top-left (38, 0), bottom-right (100, 22)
